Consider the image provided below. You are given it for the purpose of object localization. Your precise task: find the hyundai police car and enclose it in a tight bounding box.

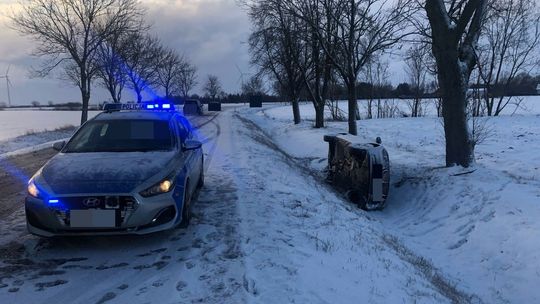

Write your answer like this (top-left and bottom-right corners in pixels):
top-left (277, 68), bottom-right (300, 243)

top-left (25, 102), bottom-right (204, 236)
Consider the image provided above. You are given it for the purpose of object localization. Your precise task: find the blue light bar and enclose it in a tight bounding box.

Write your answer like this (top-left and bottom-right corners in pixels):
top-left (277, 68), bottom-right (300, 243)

top-left (103, 102), bottom-right (176, 112)
top-left (48, 199), bottom-right (59, 204)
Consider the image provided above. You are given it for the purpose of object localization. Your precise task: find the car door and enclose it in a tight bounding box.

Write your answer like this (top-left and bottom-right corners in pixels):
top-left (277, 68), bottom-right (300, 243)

top-left (175, 116), bottom-right (197, 192)
top-left (181, 117), bottom-right (202, 191)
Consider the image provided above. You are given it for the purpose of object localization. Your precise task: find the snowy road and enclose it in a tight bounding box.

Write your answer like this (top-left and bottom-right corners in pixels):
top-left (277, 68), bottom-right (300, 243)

top-left (0, 108), bottom-right (477, 303)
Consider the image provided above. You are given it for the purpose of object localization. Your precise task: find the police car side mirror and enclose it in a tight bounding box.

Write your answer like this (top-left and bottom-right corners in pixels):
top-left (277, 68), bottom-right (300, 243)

top-left (53, 141), bottom-right (66, 151)
top-left (182, 140), bottom-right (202, 151)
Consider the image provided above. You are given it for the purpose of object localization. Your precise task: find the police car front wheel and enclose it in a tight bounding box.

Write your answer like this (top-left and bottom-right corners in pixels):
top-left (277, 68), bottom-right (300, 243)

top-left (179, 185), bottom-right (192, 228)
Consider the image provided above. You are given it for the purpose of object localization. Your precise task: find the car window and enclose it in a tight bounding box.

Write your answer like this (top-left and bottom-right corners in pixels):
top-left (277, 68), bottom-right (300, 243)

top-left (179, 117), bottom-right (193, 138)
top-left (64, 119), bottom-right (174, 153)
top-left (175, 117), bottom-right (188, 142)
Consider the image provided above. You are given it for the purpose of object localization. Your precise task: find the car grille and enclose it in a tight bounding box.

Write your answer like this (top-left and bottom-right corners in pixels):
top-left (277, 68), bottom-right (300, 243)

top-left (58, 196), bottom-right (138, 210)
top-left (50, 196), bottom-right (138, 227)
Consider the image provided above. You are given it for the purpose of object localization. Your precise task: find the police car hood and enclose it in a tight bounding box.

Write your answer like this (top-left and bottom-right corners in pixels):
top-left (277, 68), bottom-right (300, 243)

top-left (42, 151), bottom-right (176, 194)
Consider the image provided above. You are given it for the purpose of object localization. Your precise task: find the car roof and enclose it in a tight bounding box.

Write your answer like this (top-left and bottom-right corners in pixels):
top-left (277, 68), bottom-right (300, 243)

top-left (93, 110), bottom-right (177, 122)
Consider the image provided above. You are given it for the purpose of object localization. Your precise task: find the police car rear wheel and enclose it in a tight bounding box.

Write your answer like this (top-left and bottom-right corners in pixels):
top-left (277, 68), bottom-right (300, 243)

top-left (179, 185), bottom-right (192, 228)
top-left (197, 159), bottom-right (204, 188)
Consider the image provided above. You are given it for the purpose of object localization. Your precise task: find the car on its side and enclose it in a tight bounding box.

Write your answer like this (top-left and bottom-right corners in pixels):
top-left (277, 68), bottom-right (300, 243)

top-left (25, 102), bottom-right (204, 237)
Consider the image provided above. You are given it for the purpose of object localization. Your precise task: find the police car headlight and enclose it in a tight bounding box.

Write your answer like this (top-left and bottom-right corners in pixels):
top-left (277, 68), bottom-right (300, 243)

top-left (27, 180), bottom-right (41, 198)
top-left (140, 175), bottom-right (175, 197)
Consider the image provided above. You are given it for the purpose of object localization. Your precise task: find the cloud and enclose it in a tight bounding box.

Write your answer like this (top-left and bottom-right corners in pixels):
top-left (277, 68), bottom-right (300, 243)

top-left (0, 0), bottom-right (409, 106)
top-left (0, 0), bottom-right (252, 105)
top-left (144, 0), bottom-right (253, 94)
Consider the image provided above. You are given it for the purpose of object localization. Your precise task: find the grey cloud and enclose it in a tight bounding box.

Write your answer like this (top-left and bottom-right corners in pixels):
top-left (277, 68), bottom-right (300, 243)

top-left (0, 0), bottom-right (252, 105)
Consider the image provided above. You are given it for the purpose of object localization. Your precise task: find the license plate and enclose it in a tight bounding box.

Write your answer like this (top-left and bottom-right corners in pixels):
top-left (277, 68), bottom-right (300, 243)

top-left (70, 210), bottom-right (116, 228)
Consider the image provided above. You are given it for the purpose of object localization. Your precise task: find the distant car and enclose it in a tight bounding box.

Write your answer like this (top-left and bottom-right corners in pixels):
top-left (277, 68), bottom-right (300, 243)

top-left (25, 102), bottom-right (204, 237)
top-left (183, 99), bottom-right (203, 115)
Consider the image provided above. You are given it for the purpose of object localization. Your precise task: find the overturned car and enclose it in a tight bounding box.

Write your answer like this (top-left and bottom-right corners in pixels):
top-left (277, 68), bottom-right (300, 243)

top-left (324, 134), bottom-right (390, 210)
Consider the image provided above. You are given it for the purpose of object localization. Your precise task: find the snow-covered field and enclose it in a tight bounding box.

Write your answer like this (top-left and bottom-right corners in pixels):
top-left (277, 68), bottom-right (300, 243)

top-left (242, 96), bottom-right (540, 303)
top-left (0, 99), bottom-right (539, 303)
top-left (0, 110), bottom-right (99, 141)
top-left (0, 128), bottom-right (76, 159)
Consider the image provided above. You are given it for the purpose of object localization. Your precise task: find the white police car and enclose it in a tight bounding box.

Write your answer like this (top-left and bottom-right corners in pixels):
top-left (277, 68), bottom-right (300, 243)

top-left (25, 102), bottom-right (204, 236)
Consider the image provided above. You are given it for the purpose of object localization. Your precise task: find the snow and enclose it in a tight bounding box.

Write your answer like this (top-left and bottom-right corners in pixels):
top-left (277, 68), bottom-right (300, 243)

top-left (0, 100), bottom-right (539, 302)
top-left (0, 131), bottom-right (75, 159)
top-left (40, 151), bottom-right (177, 194)
top-left (265, 96), bottom-right (540, 120)
top-left (241, 96), bottom-right (540, 303)
top-left (0, 110), bottom-right (99, 141)
top-left (1, 109), bottom-right (465, 303)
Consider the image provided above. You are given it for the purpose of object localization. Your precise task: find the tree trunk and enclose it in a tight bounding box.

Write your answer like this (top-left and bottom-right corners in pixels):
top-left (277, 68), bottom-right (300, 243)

top-left (438, 61), bottom-right (474, 167)
top-left (80, 74), bottom-right (90, 125)
top-left (494, 96), bottom-right (505, 116)
top-left (485, 96), bottom-right (493, 116)
top-left (291, 98), bottom-right (301, 124)
top-left (136, 88), bottom-right (143, 103)
top-left (347, 83), bottom-right (358, 135)
top-left (80, 91), bottom-right (90, 125)
top-left (425, 0), bottom-right (486, 168)
top-left (314, 103), bottom-right (324, 128)
top-left (115, 89), bottom-right (122, 104)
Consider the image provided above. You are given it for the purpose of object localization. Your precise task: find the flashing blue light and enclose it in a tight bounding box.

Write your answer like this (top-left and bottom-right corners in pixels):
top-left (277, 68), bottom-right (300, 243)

top-left (103, 102), bottom-right (176, 112)
top-left (48, 199), bottom-right (59, 204)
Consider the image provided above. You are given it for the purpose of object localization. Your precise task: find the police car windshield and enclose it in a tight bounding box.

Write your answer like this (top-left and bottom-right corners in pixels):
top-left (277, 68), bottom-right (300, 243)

top-left (64, 119), bottom-right (174, 153)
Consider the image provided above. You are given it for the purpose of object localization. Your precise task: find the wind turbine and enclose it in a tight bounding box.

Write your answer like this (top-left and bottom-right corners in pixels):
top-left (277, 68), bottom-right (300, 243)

top-left (0, 65), bottom-right (12, 107)
top-left (235, 63), bottom-right (250, 88)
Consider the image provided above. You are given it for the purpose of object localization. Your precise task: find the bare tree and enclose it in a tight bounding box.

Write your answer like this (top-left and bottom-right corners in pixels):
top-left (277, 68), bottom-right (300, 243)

top-left (123, 33), bottom-right (162, 102)
top-left (405, 44), bottom-right (429, 117)
top-left (248, 0), bottom-right (304, 124)
top-left (177, 60), bottom-right (198, 98)
top-left (425, 0), bottom-right (488, 167)
top-left (95, 26), bottom-right (140, 104)
top-left (476, 0), bottom-right (540, 116)
top-left (364, 55), bottom-right (389, 119)
top-left (296, 0), bottom-right (337, 128)
top-left (427, 80), bottom-right (443, 117)
top-left (204, 74), bottom-right (222, 100)
top-left (155, 48), bottom-right (183, 99)
top-left (96, 38), bottom-right (126, 103)
top-left (422, 45), bottom-right (443, 117)
top-left (242, 75), bottom-right (267, 96)
top-left (12, 0), bottom-right (143, 124)
top-left (289, 0), bottom-right (416, 134)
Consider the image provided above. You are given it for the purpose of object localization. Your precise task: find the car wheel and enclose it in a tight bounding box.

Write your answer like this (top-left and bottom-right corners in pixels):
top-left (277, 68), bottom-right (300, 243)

top-left (197, 159), bottom-right (204, 189)
top-left (179, 184), bottom-right (192, 228)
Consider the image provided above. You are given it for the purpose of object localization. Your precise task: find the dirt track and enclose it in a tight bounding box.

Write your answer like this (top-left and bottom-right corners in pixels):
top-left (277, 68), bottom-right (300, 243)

top-left (0, 149), bottom-right (58, 218)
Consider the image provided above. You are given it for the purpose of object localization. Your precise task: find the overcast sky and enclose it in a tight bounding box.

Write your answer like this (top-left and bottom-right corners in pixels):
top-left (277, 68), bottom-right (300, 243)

top-left (0, 0), bottom-right (406, 106)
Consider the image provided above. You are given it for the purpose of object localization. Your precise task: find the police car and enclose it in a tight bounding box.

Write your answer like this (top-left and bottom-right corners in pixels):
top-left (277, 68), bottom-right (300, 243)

top-left (25, 102), bottom-right (204, 236)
